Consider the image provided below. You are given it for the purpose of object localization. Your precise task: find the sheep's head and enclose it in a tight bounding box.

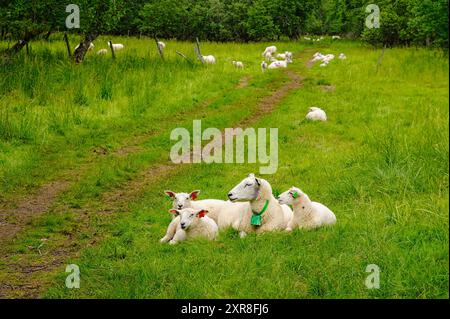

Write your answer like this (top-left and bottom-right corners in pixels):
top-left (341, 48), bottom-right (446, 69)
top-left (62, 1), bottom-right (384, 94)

top-left (278, 187), bottom-right (311, 209)
top-left (169, 208), bottom-right (208, 230)
top-left (228, 173), bottom-right (261, 202)
top-left (164, 190), bottom-right (200, 210)
top-left (309, 106), bottom-right (321, 112)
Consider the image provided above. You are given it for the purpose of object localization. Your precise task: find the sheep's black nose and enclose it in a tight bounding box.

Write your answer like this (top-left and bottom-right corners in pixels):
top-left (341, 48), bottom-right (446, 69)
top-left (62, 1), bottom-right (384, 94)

top-left (227, 193), bottom-right (233, 198)
top-left (180, 223), bottom-right (186, 229)
top-left (178, 204), bottom-right (183, 209)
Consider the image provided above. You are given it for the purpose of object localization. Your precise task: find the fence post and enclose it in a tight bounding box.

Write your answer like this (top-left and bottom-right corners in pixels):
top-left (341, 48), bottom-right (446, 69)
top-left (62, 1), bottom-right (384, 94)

top-left (63, 33), bottom-right (72, 58)
top-left (109, 41), bottom-right (116, 60)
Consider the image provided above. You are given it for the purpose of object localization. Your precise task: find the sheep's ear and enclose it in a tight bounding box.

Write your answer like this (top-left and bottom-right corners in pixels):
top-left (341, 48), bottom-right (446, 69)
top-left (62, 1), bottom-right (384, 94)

top-left (196, 210), bottom-right (208, 218)
top-left (291, 191), bottom-right (299, 199)
top-left (169, 209), bottom-right (180, 215)
top-left (189, 190), bottom-right (200, 200)
top-left (164, 190), bottom-right (176, 199)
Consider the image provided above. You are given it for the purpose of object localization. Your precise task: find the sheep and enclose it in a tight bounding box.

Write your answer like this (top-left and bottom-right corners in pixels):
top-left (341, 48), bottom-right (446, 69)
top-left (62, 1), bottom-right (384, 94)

top-left (319, 62), bottom-right (328, 67)
top-left (304, 36), bottom-right (311, 41)
top-left (268, 59), bottom-right (288, 69)
top-left (74, 42), bottom-right (94, 51)
top-left (332, 35), bottom-right (341, 40)
top-left (276, 51), bottom-right (292, 62)
top-left (162, 190), bottom-right (251, 239)
top-left (278, 187), bottom-right (336, 231)
top-left (227, 173), bottom-right (293, 233)
top-left (160, 208), bottom-right (218, 244)
top-left (339, 53), bottom-right (347, 60)
top-left (306, 107), bottom-right (327, 121)
top-left (311, 52), bottom-right (334, 65)
top-left (276, 53), bottom-right (286, 59)
top-left (202, 55), bottom-right (216, 64)
top-left (232, 61), bottom-right (244, 69)
top-left (261, 61), bottom-right (268, 72)
top-left (97, 49), bottom-right (108, 55)
top-left (108, 41), bottom-right (124, 51)
top-left (157, 41), bottom-right (166, 51)
top-left (262, 46), bottom-right (277, 59)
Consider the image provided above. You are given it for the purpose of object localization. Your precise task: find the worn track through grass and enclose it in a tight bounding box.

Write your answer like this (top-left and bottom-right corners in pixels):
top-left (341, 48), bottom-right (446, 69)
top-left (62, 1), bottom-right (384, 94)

top-left (0, 62), bottom-right (303, 298)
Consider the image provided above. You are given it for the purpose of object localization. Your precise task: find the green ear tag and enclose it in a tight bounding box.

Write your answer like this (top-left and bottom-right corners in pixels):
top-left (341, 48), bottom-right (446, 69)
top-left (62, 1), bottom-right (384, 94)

top-left (292, 191), bottom-right (298, 199)
top-left (251, 214), bottom-right (262, 226)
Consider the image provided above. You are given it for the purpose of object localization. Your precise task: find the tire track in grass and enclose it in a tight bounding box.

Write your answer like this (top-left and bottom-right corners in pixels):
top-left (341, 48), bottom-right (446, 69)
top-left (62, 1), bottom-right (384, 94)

top-left (0, 63), bottom-right (304, 298)
top-left (0, 75), bottom-right (253, 246)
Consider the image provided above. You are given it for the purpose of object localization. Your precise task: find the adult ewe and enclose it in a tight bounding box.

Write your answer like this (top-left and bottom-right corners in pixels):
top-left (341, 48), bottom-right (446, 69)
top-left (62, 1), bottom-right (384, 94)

top-left (306, 107), bottom-right (327, 121)
top-left (202, 55), bottom-right (216, 64)
top-left (262, 46), bottom-right (277, 60)
top-left (278, 187), bottom-right (336, 230)
top-left (232, 61), bottom-right (244, 69)
top-left (227, 174), bottom-right (293, 233)
top-left (160, 208), bottom-right (218, 244)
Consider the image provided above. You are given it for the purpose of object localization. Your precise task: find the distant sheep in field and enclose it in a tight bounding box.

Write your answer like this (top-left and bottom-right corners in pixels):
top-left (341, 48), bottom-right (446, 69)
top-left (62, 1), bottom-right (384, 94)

top-left (276, 51), bottom-right (293, 62)
top-left (202, 55), bottom-right (216, 64)
top-left (232, 61), bottom-right (244, 69)
top-left (261, 61), bottom-right (268, 72)
top-left (108, 41), bottom-right (124, 51)
top-left (97, 49), bottom-right (108, 55)
top-left (278, 187), bottom-right (336, 230)
top-left (306, 107), bottom-right (327, 121)
top-left (262, 46), bottom-right (277, 60)
top-left (157, 41), bottom-right (166, 51)
top-left (332, 35), bottom-right (341, 40)
top-left (160, 208), bottom-right (218, 244)
top-left (304, 36), bottom-right (311, 40)
top-left (268, 59), bottom-right (288, 69)
top-left (339, 53), bottom-right (347, 60)
top-left (311, 52), bottom-right (335, 66)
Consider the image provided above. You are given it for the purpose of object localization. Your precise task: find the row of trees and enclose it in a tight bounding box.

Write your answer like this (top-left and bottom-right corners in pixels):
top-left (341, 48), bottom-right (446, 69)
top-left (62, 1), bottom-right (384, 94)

top-left (0, 0), bottom-right (448, 61)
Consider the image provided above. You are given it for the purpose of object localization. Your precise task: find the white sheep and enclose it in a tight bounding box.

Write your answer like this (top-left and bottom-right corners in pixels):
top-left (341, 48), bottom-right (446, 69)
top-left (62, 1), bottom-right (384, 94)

top-left (157, 41), bottom-right (166, 51)
top-left (332, 35), bottom-right (341, 40)
top-left (74, 42), bottom-right (94, 51)
top-left (162, 190), bottom-right (251, 238)
top-left (262, 46), bottom-right (277, 60)
top-left (261, 61), bottom-right (268, 72)
top-left (227, 174), bottom-right (293, 233)
top-left (268, 60), bottom-right (288, 69)
top-left (277, 51), bottom-right (293, 62)
top-left (108, 41), bottom-right (124, 51)
top-left (339, 53), bottom-right (347, 60)
top-left (160, 208), bottom-right (218, 244)
top-left (306, 107), bottom-right (327, 121)
top-left (202, 55), bottom-right (216, 64)
top-left (232, 61), bottom-right (244, 69)
top-left (278, 187), bottom-right (336, 231)
top-left (304, 36), bottom-right (311, 41)
top-left (96, 49), bottom-right (108, 55)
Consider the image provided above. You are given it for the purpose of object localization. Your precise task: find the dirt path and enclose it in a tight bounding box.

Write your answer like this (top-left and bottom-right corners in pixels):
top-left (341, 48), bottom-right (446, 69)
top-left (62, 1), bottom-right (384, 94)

top-left (0, 67), bottom-right (303, 298)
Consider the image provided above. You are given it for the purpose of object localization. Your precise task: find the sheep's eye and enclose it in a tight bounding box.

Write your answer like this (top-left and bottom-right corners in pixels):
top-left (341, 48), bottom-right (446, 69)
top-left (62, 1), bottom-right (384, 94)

top-left (245, 183), bottom-right (252, 187)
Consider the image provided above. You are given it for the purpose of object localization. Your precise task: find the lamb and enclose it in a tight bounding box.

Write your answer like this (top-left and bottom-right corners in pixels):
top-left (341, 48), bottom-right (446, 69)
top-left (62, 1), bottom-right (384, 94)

top-left (262, 46), bottom-right (277, 60)
top-left (278, 187), bottom-right (336, 231)
top-left (74, 42), bottom-right (94, 51)
top-left (227, 174), bottom-right (293, 233)
top-left (277, 51), bottom-right (293, 62)
top-left (162, 190), bottom-right (251, 238)
top-left (202, 55), bottom-right (216, 64)
top-left (157, 41), bottom-right (166, 51)
top-left (261, 61), bottom-right (268, 72)
top-left (306, 107), bottom-right (327, 121)
top-left (160, 208), bottom-right (218, 244)
top-left (339, 53), bottom-right (347, 60)
top-left (232, 61), bottom-right (244, 69)
top-left (268, 59), bottom-right (288, 69)
top-left (108, 41), bottom-right (124, 51)
top-left (97, 49), bottom-right (108, 55)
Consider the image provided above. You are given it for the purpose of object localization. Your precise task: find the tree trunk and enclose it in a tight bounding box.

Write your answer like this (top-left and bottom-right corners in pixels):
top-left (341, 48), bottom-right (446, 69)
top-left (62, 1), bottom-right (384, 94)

top-left (73, 33), bottom-right (98, 64)
top-left (4, 30), bottom-right (41, 56)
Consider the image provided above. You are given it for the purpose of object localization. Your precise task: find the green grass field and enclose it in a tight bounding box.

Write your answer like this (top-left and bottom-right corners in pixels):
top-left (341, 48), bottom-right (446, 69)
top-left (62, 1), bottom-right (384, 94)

top-left (0, 35), bottom-right (448, 298)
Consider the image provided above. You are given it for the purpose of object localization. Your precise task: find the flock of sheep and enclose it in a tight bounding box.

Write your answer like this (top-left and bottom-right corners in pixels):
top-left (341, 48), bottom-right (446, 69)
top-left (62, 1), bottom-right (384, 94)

top-left (79, 41), bottom-right (342, 244)
top-left (160, 174), bottom-right (336, 244)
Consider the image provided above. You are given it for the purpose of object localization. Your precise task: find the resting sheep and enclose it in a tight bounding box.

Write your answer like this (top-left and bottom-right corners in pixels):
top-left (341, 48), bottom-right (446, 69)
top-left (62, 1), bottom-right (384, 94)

top-left (202, 55), bottom-right (216, 64)
top-left (262, 46), bottom-right (277, 60)
top-left (306, 107), bottom-right (327, 121)
top-left (339, 53), bottom-right (347, 60)
top-left (97, 49), bottom-right (108, 55)
top-left (162, 190), bottom-right (251, 238)
top-left (232, 61), bottom-right (244, 69)
top-left (278, 187), bottom-right (336, 230)
top-left (160, 208), bottom-right (218, 244)
top-left (227, 174), bottom-right (293, 233)
top-left (108, 41), bottom-right (124, 51)
top-left (268, 59), bottom-right (288, 69)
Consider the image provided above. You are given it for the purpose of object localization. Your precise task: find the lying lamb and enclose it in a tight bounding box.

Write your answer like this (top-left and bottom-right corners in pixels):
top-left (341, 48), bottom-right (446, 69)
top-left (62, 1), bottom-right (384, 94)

top-left (160, 208), bottom-right (218, 244)
top-left (268, 59), bottom-right (288, 69)
top-left (232, 61), bottom-right (244, 69)
top-left (108, 41), bottom-right (124, 51)
top-left (163, 190), bottom-right (251, 238)
top-left (278, 187), bottom-right (336, 230)
top-left (202, 55), bottom-right (216, 64)
top-left (306, 107), bottom-right (327, 121)
top-left (227, 174), bottom-right (293, 233)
